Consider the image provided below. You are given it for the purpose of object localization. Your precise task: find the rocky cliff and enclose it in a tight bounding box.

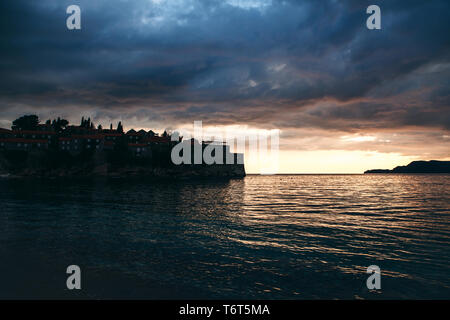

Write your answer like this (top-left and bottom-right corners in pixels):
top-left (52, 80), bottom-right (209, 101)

top-left (365, 160), bottom-right (450, 174)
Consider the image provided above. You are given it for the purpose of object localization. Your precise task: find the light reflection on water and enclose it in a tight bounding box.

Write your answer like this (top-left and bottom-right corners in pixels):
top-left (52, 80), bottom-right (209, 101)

top-left (0, 174), bottom-right (449, 299)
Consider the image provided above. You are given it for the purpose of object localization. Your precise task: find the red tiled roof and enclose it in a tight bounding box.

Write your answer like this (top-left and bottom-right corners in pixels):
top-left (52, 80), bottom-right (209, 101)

top-left (104, 133), bottom-right (122, 137)
top-left (102, 129), bottom-right (119, 133)
top-left (0, 138), bottom-right (48, 144)
top-left (12, 130), bottom-right (56, 135)
top-left (71, 134), bottom-right (105, 139)
top-left (66, 126), bottom-right (96, 131)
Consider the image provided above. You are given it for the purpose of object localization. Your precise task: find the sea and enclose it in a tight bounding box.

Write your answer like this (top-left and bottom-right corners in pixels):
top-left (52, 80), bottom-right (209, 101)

top-left (0, 174), bottom-right (449, 299)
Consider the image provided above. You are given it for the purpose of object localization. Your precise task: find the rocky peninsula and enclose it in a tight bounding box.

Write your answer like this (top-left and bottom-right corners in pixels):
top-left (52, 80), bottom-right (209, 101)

top-left (0, 115), bottom-right (246, 179)
top-left (365, 160), bottom-right (450, 174)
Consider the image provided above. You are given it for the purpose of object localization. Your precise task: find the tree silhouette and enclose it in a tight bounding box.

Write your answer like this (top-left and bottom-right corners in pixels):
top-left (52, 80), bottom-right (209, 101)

top-left (117, 121), bottom-right (123, 133)
top-left (51, 118), bottom-right (69, 133)
top-left (12, 115), bottom-right (39, 130)
top-left (80, 116), bottom-right (94, 129)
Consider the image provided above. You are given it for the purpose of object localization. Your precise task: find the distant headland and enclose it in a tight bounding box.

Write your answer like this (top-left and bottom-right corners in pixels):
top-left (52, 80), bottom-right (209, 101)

top-left (365, 160), bottom-right (450, 174)
top-left (0, 115), bottom-right (245, 178)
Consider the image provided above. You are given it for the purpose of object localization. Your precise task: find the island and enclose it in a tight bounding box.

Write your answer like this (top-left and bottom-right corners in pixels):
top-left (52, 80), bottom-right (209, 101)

top-left (365, 160), bottom-right (450, 174)
top-left (0, 115), bottom-right (246, 178)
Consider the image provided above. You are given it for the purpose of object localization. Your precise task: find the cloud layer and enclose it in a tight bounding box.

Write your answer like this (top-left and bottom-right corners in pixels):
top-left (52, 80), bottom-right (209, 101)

top-left (0, 0), bottom-right (449, 160)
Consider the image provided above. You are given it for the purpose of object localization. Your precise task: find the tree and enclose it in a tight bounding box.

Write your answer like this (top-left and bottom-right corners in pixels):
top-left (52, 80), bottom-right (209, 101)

top-left (12, 115), bottom-right (39, 130)
top-left (117, 121), bottom-right (123, 133)
top-left (51, 118), bottom-right (69, 133)
top-left (98, 124), bottom-right (103, 130)
top-left (60, 119), bottom-right (69, 128)
top-left (80, 116), bottom-right (93, 129)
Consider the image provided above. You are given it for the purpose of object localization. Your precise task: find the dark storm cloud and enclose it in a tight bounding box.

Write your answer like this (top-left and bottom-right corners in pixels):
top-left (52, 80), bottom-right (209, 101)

top-left (0, 0), bottom-right (449, 134)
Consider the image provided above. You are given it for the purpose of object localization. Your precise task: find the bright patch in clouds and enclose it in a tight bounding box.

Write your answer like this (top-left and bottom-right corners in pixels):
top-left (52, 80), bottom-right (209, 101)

top-left (227, 0), bottom-right (272, 10)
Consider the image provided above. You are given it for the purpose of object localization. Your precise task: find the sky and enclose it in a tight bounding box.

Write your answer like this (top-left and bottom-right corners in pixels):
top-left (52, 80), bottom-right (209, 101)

top-left (0, 0), bottom-right (449, 173)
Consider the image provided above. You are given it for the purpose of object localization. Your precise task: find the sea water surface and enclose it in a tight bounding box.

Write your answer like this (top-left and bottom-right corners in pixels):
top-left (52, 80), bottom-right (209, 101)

top-left (0, 174), bottom-right (449, 299)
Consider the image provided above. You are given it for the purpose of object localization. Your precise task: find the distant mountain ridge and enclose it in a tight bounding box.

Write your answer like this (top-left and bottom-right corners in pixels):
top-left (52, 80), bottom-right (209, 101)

top-left (365, 160), bottom-right (450, 174)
